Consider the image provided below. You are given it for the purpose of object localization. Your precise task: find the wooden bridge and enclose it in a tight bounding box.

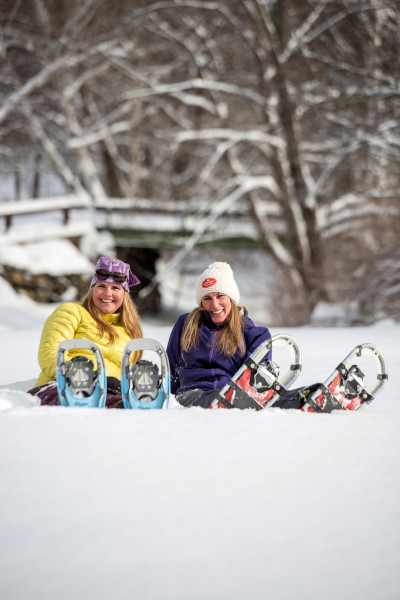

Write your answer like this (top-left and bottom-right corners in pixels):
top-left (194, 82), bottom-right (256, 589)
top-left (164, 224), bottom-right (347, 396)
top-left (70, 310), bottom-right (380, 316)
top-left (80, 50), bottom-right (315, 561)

top-left (0, 196), bottom-right (258, 248)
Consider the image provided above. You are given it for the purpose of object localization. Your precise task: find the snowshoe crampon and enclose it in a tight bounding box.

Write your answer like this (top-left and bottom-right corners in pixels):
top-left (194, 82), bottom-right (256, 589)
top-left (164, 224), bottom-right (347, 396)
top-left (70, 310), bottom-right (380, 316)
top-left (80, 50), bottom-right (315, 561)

top-left (56, 339), bottom-right (107, 407)
top-left (121, 339), bottom-right (170, 409)
top-left (302, 343), bottom-right (388, 412)
top-left (216, 334), bottom-right (302, 410)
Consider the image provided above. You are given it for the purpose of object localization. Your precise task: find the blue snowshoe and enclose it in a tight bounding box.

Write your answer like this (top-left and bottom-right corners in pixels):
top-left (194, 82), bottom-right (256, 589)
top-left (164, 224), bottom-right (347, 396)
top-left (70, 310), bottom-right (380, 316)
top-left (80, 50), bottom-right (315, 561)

top-left (56, 339), bottom-right (107, 407)
top-left (121, 339), bottom-right (170, 409)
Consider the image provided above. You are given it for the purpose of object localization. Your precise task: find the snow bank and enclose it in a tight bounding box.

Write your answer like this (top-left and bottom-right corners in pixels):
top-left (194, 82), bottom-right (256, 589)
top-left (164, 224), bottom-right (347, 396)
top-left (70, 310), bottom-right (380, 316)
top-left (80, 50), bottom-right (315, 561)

top-left (0, 239), bottom-right (93, 275)
top-left (0, 387), bottom-right (40, 411)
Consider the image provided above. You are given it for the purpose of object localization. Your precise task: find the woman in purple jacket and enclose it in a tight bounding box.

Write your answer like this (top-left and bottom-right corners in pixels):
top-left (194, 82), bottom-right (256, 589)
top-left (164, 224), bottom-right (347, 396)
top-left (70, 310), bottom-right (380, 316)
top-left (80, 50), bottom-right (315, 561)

top-left (166, 262), bottom-right (272, 409)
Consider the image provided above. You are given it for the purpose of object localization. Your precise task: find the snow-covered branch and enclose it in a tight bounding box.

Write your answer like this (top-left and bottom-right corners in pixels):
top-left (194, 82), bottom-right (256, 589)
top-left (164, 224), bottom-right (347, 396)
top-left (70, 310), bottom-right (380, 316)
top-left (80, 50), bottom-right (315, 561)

top-left (176, 128), bottom-right (283, 149)
top-left (0, 40), bottom-right (120, 126)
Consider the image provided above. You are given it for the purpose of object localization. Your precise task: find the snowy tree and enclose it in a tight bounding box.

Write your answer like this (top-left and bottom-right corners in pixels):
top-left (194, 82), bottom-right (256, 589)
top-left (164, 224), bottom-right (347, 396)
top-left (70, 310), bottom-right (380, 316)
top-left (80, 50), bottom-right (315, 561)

top-left (0, 0), bottom-right (399, 322)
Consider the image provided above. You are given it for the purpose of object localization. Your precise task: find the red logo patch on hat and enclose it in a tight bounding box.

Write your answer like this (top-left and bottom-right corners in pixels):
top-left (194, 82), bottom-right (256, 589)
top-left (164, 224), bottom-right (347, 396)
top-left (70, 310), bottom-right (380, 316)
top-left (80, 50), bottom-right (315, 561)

top-left (202, 277), bottom-right (217, 288)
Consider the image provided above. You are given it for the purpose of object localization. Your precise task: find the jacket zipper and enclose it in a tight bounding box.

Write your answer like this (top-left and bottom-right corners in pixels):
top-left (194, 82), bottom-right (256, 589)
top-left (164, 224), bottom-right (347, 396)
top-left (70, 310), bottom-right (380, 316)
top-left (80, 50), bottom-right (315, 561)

top-left (209, 330), bottom-right (218, 390)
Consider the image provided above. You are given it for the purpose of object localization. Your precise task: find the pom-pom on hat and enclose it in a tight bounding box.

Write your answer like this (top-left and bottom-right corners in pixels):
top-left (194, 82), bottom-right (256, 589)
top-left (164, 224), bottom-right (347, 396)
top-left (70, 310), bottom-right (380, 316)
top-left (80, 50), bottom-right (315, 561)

top-left (90, 256), bottom-right (140, 293)
top-left (196, 262), bottom-right (240, 306)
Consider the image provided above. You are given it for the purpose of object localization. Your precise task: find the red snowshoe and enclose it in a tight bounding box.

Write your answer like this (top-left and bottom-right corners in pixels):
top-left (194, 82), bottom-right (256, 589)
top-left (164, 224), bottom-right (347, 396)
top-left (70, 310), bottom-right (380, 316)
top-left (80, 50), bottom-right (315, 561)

top-left (216, 334), bottom-right (302, 410)
top-left (301, 343), bottom-right (388, 412)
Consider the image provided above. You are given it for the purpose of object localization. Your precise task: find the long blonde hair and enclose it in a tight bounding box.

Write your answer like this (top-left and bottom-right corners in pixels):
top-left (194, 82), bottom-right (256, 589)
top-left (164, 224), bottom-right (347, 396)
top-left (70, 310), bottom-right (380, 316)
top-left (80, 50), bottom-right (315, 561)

top-left (181, 301), bottom-right (246, 357)
top-left (81, 287), bottom-right (143, 347)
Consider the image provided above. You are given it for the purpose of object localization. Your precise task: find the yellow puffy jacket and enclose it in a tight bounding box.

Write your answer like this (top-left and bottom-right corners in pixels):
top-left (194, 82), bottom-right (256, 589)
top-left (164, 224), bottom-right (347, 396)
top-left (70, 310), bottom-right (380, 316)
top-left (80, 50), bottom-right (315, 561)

top-left (35, 302), bottom-right (134, 386)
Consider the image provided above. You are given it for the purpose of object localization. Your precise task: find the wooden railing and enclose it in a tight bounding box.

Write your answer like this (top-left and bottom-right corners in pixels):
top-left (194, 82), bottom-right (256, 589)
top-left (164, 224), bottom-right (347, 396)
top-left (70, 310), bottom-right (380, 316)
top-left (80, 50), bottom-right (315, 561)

top-left (0, 195), bottom-right (251, 231)
top-left (0, 196), bottom-right (91, 231)
top-left (0, 196), bottom-right (257, 248)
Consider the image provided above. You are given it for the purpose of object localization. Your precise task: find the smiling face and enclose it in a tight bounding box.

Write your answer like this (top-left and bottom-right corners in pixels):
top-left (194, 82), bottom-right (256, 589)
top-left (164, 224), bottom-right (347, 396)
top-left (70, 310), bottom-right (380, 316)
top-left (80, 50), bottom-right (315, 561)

top-left (92, 281), bottom-right (125, 314)
top-left (201, 292), bottom-right (232, 324)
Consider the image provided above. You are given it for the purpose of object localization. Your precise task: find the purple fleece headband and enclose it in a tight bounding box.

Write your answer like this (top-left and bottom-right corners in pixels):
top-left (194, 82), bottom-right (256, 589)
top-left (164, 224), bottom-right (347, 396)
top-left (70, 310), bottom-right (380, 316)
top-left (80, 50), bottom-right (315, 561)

top-left (90, 256), bottom-right (140, 292)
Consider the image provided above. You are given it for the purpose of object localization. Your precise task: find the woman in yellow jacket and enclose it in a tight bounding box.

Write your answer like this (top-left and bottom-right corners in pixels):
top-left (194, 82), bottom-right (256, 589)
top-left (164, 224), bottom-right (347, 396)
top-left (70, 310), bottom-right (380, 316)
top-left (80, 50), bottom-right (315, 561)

top-left (28, 256), bottom-right (143, 407)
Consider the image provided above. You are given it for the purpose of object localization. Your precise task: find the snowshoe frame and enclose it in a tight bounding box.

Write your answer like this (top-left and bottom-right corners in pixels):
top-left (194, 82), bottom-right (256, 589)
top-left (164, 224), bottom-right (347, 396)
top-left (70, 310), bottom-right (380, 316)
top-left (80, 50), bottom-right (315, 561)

top-left (56, 339), bottom-right (107, 408)
top-left (304, 343), bottom-right (388, 412)
top-left (121, 338), bottom-right (170, 409)
top-left (217, 334), bottom-right (302, 410)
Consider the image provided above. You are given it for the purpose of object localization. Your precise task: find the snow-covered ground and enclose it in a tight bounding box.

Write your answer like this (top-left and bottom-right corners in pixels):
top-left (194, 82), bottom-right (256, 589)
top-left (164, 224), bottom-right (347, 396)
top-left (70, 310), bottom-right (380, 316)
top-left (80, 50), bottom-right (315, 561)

top-left (0, 271), bottom-right (399, 600)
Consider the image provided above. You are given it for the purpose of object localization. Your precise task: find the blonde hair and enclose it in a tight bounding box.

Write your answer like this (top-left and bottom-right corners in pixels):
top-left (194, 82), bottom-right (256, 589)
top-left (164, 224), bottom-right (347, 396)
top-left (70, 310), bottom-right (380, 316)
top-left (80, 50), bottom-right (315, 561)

top-left (181, 301), bottom-right (246, 357)
top-left (81, 287), bottom-right (143, 348)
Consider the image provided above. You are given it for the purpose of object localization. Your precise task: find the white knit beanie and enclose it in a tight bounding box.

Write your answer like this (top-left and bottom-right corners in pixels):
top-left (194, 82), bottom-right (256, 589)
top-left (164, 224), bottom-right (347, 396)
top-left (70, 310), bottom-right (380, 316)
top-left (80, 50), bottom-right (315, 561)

top-left (196, 262), bottom-right (240, 306)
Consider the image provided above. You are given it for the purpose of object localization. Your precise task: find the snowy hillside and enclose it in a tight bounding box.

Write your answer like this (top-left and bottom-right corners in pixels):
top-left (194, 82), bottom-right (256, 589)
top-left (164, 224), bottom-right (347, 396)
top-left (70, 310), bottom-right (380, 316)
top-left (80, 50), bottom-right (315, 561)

top-left (0, 274), bottom-right (399, 600)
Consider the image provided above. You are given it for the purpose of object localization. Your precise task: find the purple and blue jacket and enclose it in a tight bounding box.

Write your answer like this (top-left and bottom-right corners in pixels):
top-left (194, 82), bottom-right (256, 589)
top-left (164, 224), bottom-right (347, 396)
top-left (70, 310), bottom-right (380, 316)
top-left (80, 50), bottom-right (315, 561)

top-left (166, 310), bottom-right (272, 397)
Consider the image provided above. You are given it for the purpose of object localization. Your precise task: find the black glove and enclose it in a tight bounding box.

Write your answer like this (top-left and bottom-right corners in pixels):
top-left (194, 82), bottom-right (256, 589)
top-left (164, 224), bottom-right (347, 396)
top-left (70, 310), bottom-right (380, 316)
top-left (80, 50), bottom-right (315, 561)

top-left (106, 376), bottom-right (121, 395)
